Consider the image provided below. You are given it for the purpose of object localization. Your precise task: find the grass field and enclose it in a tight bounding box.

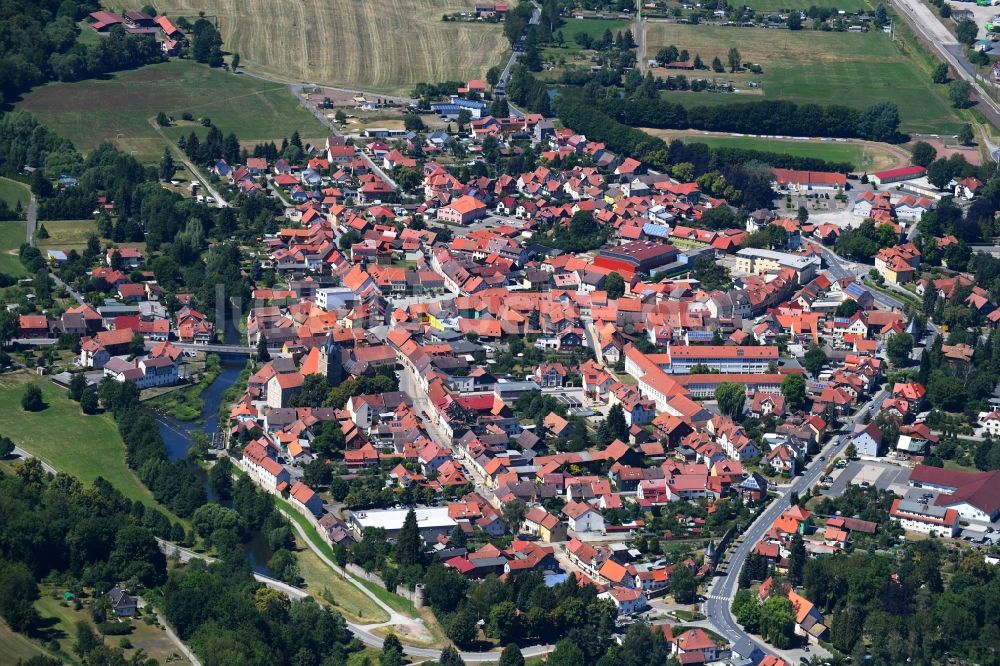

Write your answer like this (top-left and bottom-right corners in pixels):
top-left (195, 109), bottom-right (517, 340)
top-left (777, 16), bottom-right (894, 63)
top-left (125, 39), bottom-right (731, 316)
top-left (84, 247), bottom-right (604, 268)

top-left (0, 619), bottom-right (56, 663)
top-left (35, 219), bottom-right (98, 254)
top-left (560, 17), bottom-right (631, 43)
top-left (0, 177), bottom-right (30, 214)
top-left (143, 0), bottom-right (509, 95)
top-left (643, 23), bottom-right (963, 134)
top-left (17, 59), bottom-right (327, 163)
top-left (0, 373), bottom-right (184, 523)
top-left (292, 532), bottom-right (390, 624)
top-left (641, 129), bottom-right (909, 170)
top-left (0, 219), bottom-right (27, 277)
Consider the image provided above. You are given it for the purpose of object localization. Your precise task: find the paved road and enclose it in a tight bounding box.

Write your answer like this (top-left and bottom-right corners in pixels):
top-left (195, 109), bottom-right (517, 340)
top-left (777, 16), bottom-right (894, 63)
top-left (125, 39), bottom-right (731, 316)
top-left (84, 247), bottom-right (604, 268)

top-left (495, 0), bottom-right (542, 110)
top-left (26, 194), bottom-right (37, 245)
top-left (50, 272), bottom-right (85, 305)
top-left (703, 388), bottom-right (887, 660)
top-left (891, 0), bottom-right (1000, 132)
top-left (635, 2), bottom-right (645, 72)
top-left (810, 241), bottom-right (907, 311)
top-left (149, 118), bottom-right (230, 208)
top-left (11, 446), bottom-right (58, 475)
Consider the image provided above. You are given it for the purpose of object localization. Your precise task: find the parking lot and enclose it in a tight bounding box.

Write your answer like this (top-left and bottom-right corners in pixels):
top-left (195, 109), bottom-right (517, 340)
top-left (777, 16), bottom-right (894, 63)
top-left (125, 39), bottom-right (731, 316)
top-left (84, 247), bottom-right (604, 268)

top-left (823, 459), bottom-right (912, 497)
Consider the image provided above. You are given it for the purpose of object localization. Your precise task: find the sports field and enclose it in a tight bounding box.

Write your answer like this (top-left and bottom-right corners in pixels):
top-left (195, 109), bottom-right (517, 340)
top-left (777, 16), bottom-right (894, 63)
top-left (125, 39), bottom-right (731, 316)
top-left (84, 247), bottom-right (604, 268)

top-left (641, 129), bottom-right (910, 170)
top-left (17, 60), bottom-right (327, 163)
top-left (148, 0), bottom-right (509, 95)
top-left (643, 22), bottom-right (963, 134)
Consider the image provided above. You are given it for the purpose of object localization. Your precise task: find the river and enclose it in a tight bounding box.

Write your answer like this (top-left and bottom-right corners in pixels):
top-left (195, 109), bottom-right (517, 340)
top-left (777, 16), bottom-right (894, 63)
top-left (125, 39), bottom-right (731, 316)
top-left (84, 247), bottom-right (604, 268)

top-left (156, 350), bottom-right (274, 574)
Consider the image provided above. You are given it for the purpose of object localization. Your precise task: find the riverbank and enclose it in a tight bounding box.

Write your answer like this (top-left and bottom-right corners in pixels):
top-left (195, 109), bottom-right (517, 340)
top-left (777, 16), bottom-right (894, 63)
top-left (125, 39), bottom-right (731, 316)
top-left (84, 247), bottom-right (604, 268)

top-left (148, 353), bottom-right (222, 422)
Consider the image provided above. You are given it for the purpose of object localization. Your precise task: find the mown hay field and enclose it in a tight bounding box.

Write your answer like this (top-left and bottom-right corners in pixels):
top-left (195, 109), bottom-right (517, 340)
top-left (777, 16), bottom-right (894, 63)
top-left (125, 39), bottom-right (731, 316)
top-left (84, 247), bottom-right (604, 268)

top-left (151, 0), bottom-right (510, 95)
top-left (643, 21), bottom-right (964, 134)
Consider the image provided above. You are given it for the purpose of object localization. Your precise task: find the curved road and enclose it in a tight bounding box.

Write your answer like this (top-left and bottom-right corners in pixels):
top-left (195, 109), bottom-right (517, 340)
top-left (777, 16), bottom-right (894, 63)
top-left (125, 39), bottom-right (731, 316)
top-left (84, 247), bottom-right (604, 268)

top-left (703, 388), bottom-right (887, 659)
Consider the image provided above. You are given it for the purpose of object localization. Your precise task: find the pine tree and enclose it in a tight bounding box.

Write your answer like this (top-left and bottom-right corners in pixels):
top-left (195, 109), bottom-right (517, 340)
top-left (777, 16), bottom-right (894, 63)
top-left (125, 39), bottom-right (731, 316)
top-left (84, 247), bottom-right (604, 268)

top-left (257, 335), bottom-right (270, 362)
top-left (788, 533), bottom-right (806, 586)
top-left (394, 508), bottom-right (424, 567)
top-left (498, 643), bottom-right (524, 666)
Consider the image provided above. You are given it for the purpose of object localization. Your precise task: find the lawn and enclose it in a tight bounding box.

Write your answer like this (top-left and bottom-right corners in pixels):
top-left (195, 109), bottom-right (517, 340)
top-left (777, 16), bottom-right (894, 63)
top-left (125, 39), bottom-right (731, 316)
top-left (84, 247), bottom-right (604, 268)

top-left (0, 372), bottom-right (184, 523)
top-left (0, 177), bottom-right (30, 213)
top-left (0, 219), bottom-right (27, 277)
top-left (17, 59), bottom-right (328, 163)
top-left (640, 129), bottom-right (909, 170)
top-left (141, 0), bottom-right (509, 96)
top-left (643, 23), bottom-right (963, 134)
top-left (35, 219), bottom-right (98, 254)
top-left (35, 589), bottom-right (192, 665)
top-left (559, 17), bottom-right (631, 43)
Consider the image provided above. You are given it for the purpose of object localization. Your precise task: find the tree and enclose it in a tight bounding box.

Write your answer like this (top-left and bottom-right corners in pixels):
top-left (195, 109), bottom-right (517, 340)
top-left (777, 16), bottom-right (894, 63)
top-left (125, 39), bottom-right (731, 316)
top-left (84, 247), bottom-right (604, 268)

top-left (845, 442), bottom-right (858, 459)
top-left (73, 620), bottom-right (101, 658)
top-left (448, 607), bottom-right (478, 649)
top-left (958, 123), bottom-right (975, 146)
top-left (874, 2), bottom-right (888, 26)
top-left (499, 643), bottom-right (525, 666)
top-left (156, 111), bottom-right (170, 127)
top-left (488, 601), bottom-right (521, 644)
top-left (36, 224), bottom-right (48, 239)
top-left (670, 565), bottom-right (697, 603)
top-left (714, 382), bottom-right (746, 418)
top-left (209, 457), bottom-right (233, 500)
top-left (257, 336), bottom-right (270, 362)
top-left (604, 272), bottom-right (626, 299)
top-left (302, 458), bottom-right (332, 488)
top-left (80, 388), bottom-right (99, 414)
top-left (30, 169), bottom-right (51, 197)
top-left (603, 404), bottom-right (629, 444)
top-left (69, 373), bottom-right (88, 401)
top-left (394, 508), bottom-right (424, 567)
top-left (727, 47), bottom-right (741, 72)
top-left (956, 19), bottom-right (978, 47)
top-left (857, 102), bottom-right (901, 142)
top-left (440, 646), bottom-right (466, 666)
top-left (948, 80), bottom-right (972, 108)
top-left (502, 498), bottom-right (527, 534)
top-left (0, 435), bottom-right (13, 458)
top-left (231, 53), bottom-right (240, 71)
top-left (932, 62), bottom-right (949, 84)
top-left (803, 345), bottom-right (827, 378)
top-left (788, 533), bottom-right (806, 586)
top-left (781, 373), bottom-right (807, 410)
top-left (911, 141), bottom-right (937, 167)
top-left (926, 159), bottom-right (953, 190)
top-left (159, 148), bottom-right (175, 181)
top-left (0, 560), bottom-right (39, 632)
top-left (381, 633), bottom-right (405, 666)
top-left (759, 595), bottom-right (796, 648)
top-left (796, 205), bottom-right (809, 225)
top-left (886, 332), bottom-right (914, 367)
top-left (129, 333), bottom-right (145, 356)
top-left (20, 385), bottom-right (45, 412)
top-left (787, 12), bottom-right (802, 29)
top-left (548, 639), bottom-right (584, 666)
top-left (711, 56), bottom-right (724, 72)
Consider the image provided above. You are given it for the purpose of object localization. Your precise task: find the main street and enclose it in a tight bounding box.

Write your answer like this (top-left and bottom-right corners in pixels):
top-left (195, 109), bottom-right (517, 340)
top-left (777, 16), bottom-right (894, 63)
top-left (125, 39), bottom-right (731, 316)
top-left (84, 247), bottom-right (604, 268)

top-left (703, 387), bottom-right (887, 662)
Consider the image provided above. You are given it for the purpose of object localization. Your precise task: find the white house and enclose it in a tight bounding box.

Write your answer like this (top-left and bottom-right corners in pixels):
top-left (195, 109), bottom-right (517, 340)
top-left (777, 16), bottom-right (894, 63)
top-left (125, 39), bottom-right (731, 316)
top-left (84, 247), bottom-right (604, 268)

top-left (850, 422), bottom-right (883, 457)
top-left (239, 440), bottom-right (291, 492)
top-left (600, 587), bottom-right (648, 616)
top-left (977, 411), bottom-right (1000, 437)
top-left (563, 501), bottom-right (605, 533)
top-left (890, 498), bottom-right (960, 537)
